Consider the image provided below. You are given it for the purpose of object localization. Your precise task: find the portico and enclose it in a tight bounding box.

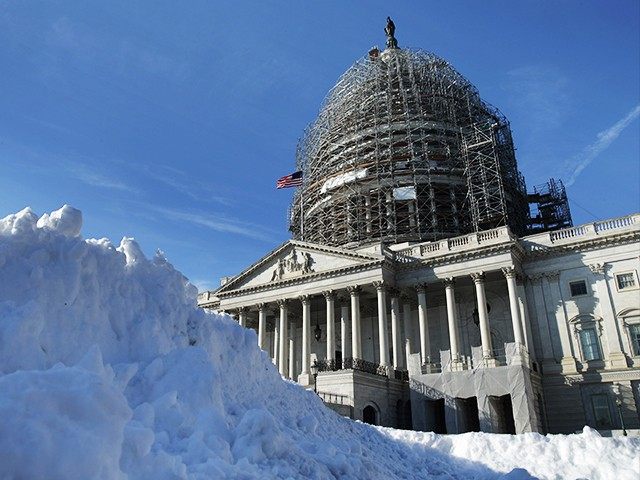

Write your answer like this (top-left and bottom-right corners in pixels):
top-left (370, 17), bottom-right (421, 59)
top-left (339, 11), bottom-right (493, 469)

top-left (200, 227), bottom-right (536, 428)
top-left (199, 215), bottom-right (640, 433)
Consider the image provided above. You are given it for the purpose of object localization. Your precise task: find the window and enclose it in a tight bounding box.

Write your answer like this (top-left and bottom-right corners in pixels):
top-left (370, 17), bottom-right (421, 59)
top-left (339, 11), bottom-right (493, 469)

top-left (615, 272), bottom-right (638, 291)
top-left (569, 280), bottom-right (588, 297)
top-left (579, 328), bottom-right (601, 361)
top-left (591, 394), bottom-right (612, 428)
top-left (629, 324), bottom-right (640, 356)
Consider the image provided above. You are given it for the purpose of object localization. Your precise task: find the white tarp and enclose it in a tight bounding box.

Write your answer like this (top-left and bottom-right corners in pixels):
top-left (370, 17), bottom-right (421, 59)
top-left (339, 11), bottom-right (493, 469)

top-left (393, 186), bottom-right (417, 200)
top-left (320, 168), bottom-right (367, 194)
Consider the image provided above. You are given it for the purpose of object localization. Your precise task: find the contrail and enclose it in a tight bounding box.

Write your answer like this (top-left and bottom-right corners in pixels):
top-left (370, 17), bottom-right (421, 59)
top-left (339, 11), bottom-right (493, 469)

top-left (566, 104), bottom-right (640, 186)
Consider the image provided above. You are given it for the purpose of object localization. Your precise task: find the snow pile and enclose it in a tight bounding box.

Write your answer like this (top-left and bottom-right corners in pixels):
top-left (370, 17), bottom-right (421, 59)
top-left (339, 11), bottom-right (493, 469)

top-left (0, 205), bottom-right (638, 480)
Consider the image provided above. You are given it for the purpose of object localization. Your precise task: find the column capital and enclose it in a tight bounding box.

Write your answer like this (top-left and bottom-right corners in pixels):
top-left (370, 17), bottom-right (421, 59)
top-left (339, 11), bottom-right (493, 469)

top-left (544, 270), bottom-right (560, 281)
top-left (388, 287), bottom-right (400, 298)
top-left (414, 283), bottom-right (427, 294)
top-left (347, 285), bottom-right (362, 296)
top-left (470, 272), bottom-right (485, 283)
top-left (443, 277), bottom-right (455, 288)
top-left (527, 272), bottom-right (545, 282)
top-left (277, 299), bottom-right (288, 309)
top-left (588, 263), bottom-right (608, 275)
top-left (298, 294), bottom-right (311, 304)
top-left (372, 281), bottom-right (386, 292)
top-left (256, 302), bottom-right (267, 311)
top-left (238, 306), bottom-right (248, 313)
top-left (501, 266), bottom-right (516, 279)
top-left (322, 290), bottom-right (335, 300)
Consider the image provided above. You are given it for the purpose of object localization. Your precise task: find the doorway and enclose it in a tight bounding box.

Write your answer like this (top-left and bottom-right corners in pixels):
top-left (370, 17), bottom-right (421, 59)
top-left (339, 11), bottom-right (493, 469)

top-left (455, 396), bottom-right (480, 433)
top-left (488, 394), bottom-right (516, 434)
top-left (363, 405), bottom-right (378, 425)
top-left (425, 398), bottom-right (447, 433)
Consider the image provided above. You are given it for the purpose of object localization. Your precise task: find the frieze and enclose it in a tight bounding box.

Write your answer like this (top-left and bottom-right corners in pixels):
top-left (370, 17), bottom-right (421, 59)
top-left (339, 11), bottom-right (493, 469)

top-left (217, 260), bottom-right (384, 298)
top-left (270, 247), bottom-right (314, 281)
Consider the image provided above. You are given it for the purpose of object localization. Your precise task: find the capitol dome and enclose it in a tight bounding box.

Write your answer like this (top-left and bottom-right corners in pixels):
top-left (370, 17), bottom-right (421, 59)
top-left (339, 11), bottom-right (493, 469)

top-left (290, 45), bottom-right (529, 248)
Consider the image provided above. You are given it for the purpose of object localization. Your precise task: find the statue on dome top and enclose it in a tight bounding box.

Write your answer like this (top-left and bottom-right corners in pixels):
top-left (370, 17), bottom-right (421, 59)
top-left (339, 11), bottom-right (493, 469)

top-left (384, 17), bottom-right (398, 49)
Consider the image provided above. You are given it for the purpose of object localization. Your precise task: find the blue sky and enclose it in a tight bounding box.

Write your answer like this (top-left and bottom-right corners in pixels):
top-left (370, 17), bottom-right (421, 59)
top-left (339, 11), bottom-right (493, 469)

top-left (1, 1), bottom-right (639, 290)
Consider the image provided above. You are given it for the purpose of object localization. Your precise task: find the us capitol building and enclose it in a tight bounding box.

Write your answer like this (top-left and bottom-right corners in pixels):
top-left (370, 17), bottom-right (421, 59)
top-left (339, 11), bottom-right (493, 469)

top-left (199, 22), bottom-right (640, 436)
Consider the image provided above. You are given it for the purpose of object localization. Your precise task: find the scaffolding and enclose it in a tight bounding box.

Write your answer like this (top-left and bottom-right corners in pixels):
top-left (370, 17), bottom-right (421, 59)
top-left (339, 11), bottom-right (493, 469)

top-left (289, 48), bottom-right (529, 247)
top-left (527, 179), bottom-right (573, 234)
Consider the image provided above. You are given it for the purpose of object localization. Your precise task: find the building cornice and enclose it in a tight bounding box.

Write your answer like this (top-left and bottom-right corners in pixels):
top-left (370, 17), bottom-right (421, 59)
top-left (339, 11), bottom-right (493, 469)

top-left (543, 368), bottom-right (640, 386)
top-left (217, 259), bottom-right (384, 298)
top-left (523, 230), bottom-right (640, 260)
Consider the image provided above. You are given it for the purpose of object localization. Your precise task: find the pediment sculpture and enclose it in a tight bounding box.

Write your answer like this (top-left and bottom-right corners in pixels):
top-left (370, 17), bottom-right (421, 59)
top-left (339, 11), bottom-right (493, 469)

top-left (271, 248), bottom-right (314, 281)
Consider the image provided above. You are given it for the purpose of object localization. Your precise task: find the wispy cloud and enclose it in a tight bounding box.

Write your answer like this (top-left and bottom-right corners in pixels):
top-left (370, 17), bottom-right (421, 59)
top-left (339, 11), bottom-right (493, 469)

top-left (142, 164), bottom-right (230, 205)
top-left (148, 206), bottom-right (276, 242)
top-left (504, 65), bottom-right (569, 132)
top-left (67, 162), bottom-right (138, 193)
top-left (565, 104), bottom-right (640, 186)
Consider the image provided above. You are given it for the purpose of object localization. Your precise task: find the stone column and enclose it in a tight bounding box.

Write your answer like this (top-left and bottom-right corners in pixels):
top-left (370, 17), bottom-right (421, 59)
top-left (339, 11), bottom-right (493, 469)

top-left (373, 281), bottom-right (391, 368)
top-left (471, 272), bottom-right (496, 366)
top-left (288, 320), bottom-right (296, 380)
top-left (444, 278), bottom-right (463, 369)
top-left (415, 284), bottom-right (430, 365)
top-left (277, 299), bottom-right (288, 377)
top-left (323, 290), bottom-right (336, 363)
top-left (589, 263), bottom-right (628, 369)
top-left (517, 279), bottom-right (536, 361)
top-left (401, 295), bottom-right (413, 368)
top-left (299, 295), bottom-right (311, 381)
top-left (503, 267), bottom-right (526, 346)
top-left (273, 319), bottom-right (279, 367)
top-left (238, 307), bottom-right (247, 328)
top-left (348, 286), bottom-right (362, 359)
top-left (340, 298), bottom-right (351, 367)
top-left (257, 303), bottom-right (266, 350)
top-left (390, 288), bottom-right (402, 369)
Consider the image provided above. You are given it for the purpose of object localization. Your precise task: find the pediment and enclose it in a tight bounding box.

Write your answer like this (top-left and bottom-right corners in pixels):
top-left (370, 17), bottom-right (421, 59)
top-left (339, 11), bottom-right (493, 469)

top-left (216, 240), bottom-right (383, 294)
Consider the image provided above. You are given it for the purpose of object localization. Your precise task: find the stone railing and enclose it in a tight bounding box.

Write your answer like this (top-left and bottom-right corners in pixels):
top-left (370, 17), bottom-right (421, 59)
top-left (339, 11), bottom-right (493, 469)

top-left (317, 391), bottom-right (353, 406)
top-left (197, 291), bottom-right (219, 307)
top-left (394, 226), bottom-right (513, 262)
top-left (197, 291), bottom-right (210, 302)
top-left (549, 225), bottom-right (587, 241)
top-left (315, 359), bottom-right (341, 372)
top-left (526, 213), bottom-right (640, 251)
top-left (594, 215), bottom-right (638, 233)
top-left (342, 358), bottom-right (388, 377)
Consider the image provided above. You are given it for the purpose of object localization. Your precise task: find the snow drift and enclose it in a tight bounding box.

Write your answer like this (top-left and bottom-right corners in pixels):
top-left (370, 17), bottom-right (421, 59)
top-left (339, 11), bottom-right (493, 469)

top-left (0, 205), bottom-right (638, 479)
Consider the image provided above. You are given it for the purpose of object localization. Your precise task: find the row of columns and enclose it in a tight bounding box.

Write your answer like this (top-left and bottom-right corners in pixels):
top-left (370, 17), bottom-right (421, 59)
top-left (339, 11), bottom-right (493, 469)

top-left (237, 266), bottom-right (528, 379)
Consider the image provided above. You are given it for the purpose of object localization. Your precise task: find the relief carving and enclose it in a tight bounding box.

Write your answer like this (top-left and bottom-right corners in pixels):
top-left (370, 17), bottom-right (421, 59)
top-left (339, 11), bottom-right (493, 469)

top-left (270, 248), bottom-right (314, 281)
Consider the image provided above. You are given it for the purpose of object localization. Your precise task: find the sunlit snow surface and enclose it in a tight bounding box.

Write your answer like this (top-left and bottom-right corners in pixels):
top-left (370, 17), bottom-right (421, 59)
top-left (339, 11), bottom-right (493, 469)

top-left (0, 205), bottom-right (638, 479)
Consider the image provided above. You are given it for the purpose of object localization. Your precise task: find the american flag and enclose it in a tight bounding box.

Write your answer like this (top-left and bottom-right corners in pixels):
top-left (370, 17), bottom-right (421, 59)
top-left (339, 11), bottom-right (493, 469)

top-left (276, 171), bottom-right (303, 189)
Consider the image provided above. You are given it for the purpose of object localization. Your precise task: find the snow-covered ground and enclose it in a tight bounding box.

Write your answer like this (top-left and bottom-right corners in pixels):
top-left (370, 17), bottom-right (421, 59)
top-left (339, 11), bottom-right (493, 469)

top-left (0, 205), bottom-right (638, 480)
